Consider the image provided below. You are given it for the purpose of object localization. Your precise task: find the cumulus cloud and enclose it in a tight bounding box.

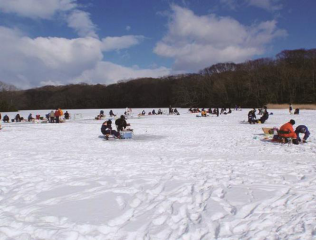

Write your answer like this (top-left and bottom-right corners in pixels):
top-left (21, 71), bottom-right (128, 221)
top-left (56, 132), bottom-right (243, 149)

top-left (74, 62), bottom-right (171, 85)
top-left (154, 5), bottom-right (287, 72)
top-left (0, 26), bottom-right (157, 89)
top-left (101, 35), bottom-right (145, 52)
top-left (0, 0), bottom-right (76, 19)
top-left (67, 10), bottom-right (97, 38)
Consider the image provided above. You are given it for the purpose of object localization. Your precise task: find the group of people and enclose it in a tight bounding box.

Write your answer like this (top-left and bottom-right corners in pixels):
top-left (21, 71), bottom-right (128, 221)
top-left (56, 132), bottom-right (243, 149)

top-left (189, 108), bottom-right (232, 116)
top-left (140, 109), bottom-right (165, 116)
top-left (101, 115), bottom-right (131, 140)
top-left (274, 119), bottom-right (310, 144)
top-left (289, 104), bottom-right (300, 115)
top-left (0, 109), bottom-right (69, 124)
top-left (46, 109), bottom-right (69, 123)
top-left (95, 110), bottom-right (118, 120)
top-left (248, 106), bottom-right (269, 124)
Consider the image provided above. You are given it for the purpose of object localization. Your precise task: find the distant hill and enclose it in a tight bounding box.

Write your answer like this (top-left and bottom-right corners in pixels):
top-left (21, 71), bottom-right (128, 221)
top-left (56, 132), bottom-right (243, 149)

top-left (0, 48), bottom-right (315, 110)
top-left (0, 81), bottom-right (18, 91)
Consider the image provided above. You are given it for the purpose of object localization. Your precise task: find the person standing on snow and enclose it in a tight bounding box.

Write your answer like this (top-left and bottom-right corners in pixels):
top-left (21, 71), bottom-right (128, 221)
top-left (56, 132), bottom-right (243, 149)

top-left (289, 104), bottom-right (293, 114)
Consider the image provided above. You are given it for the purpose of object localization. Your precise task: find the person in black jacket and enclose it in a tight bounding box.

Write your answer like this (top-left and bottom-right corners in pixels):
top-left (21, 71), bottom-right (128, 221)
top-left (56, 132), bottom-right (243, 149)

top-left (115, 115), bottom-right (127, 132)
top-left (109, 110), bottom-right (116, 117)
top-left (248, 109), bottom-right (256, 124)
top-left (64, 111), bottom-right (70, 120)
top-left (3, 115), bottom-right (9, 123)
top-left (101, 120), bottom-right (120, 140)
top-left (15, 114), bottom-right (22, 122)
top-left (257, 107), bottom-right (269, 123)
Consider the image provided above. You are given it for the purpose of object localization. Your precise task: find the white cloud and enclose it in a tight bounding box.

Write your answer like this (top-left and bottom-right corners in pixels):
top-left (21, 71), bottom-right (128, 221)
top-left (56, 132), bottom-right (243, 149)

top-left (247, 0), bottom-right (282, 11)
top-left (0, 0), bottom-right (97, 39)
top-left (154, 5), bottom-right (287, 72)
top-left (101, 35), bottom-right (145, 52)
top-left (74, 62), bottom-right (171, 85)
top-left (67, 10), bottom-right (97, 38)
top-left (0, 26), bottom-right (101, 88)
top-left (0, 26), bottom-right (165, 89)
top-left (0, 0), bottom-right (76, 19)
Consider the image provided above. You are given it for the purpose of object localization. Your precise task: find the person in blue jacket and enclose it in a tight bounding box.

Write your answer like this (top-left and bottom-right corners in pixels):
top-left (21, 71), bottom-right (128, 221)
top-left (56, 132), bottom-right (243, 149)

top-left (295, 125), bottom-right (310, 143)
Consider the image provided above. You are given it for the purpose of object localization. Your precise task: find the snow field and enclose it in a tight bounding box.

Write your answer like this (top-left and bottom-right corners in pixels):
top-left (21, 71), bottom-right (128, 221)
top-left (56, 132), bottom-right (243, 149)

top-left (0, 108), bottom-right (316, 240)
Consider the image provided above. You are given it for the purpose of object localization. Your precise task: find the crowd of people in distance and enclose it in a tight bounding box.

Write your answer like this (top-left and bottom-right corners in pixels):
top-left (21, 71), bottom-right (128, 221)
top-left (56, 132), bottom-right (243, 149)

top-left (139, 109), bottom-right (164, 116)
top-left (138, 108), bottom-right (179, 116)
top-left (189, 108), bottom-right (232, 116)
top-left (0, 109), bottom-right (69, 124)
top-left (45, 109), bottom-right (69, 123)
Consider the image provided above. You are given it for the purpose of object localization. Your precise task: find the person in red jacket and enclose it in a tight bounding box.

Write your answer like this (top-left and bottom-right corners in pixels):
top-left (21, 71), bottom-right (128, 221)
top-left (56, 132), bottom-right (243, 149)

top-left (278, 119), bottom-right (298, 144)
top-left (54, 109), bottom-right (60, 123)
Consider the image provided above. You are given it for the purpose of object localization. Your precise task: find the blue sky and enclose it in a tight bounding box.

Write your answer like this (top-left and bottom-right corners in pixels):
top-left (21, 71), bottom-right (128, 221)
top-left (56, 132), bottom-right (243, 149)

top-left (0, 0), bottom-right (315, 89)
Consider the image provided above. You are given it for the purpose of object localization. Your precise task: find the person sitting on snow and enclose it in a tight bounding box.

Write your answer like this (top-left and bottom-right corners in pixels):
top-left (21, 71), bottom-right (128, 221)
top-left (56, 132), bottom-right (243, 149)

top-left (3, 115), bottom-right (9, 123)
top-left (255, 107), bottom-right (269, 124)
top-left (278, 119), bottom-right (298, 144)
top-left (295, 125), bottom-right (310, 143)
top-left (174, 108), bottom-right (180, 115)
top-left (201, 110), bottom-right (207, 117)
top-left (28, 113), bottom-right (34, 122)
top-left (64, 111), bottom-right (70, 120)
top-left (294, 108), bottom-right (300, 115)
top-left (115, 115), bottom-right (128, 132)
top-left (101, 120), bottom-right (120, 140)
top-left (109, 110), bottom-right (116, 117)
top-left (152, 109), bottom-right (156, 115)
top-left (141, 110), bottom-right (146, 115)
top-left (15, 114), bottom-right (22, 122)
top-left (248, 109), bottom-right (256, 124)
top-left (158, 109), bottom-right (162, 115)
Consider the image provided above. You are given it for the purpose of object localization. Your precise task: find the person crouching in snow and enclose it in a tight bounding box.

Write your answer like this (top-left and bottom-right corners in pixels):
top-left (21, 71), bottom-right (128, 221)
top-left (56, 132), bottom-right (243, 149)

top-left (278, 119), bottom-right (298, 144)
top-left (248, 109), bottom-right (256, 124)
top-left (295, 125), bottom-right (310, 143)
top-left (101, 120), bottom-right (120, 140)
top-left (109, 110), bottom-right (116, 117)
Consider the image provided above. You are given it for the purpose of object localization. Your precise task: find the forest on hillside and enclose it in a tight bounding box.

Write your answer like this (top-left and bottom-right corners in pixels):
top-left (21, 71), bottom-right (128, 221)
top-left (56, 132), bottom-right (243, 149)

top-left (0, 48), bottom-right (315, 111)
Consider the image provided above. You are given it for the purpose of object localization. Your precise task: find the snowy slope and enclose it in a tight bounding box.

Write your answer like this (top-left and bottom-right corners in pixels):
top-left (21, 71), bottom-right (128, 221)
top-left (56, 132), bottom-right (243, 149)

top-left (0, 108), bottom-right (315, 240)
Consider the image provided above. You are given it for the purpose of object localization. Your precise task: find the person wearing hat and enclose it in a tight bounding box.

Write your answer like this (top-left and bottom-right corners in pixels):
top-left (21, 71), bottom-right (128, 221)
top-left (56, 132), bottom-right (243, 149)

top-left (278, 119), bottom-right (298, 144)
top-left (295, 125), bottom-right (310, 143)
top-left (101, 120), bottom-right (120, 140)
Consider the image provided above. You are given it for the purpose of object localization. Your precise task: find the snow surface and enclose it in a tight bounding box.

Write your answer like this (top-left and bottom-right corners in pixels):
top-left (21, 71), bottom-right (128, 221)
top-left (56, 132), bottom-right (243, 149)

top-left (0, 108), bottom-right (316, 240)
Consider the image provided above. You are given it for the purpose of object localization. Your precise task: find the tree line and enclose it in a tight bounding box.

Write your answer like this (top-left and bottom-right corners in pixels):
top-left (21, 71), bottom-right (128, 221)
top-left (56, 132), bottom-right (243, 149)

top-left (0, 48), bottom-right (315, 111)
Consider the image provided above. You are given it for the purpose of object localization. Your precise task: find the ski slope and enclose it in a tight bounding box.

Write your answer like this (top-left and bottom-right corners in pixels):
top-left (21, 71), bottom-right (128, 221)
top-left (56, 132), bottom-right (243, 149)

top-left (0, 108), bottom-right (315, 240)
